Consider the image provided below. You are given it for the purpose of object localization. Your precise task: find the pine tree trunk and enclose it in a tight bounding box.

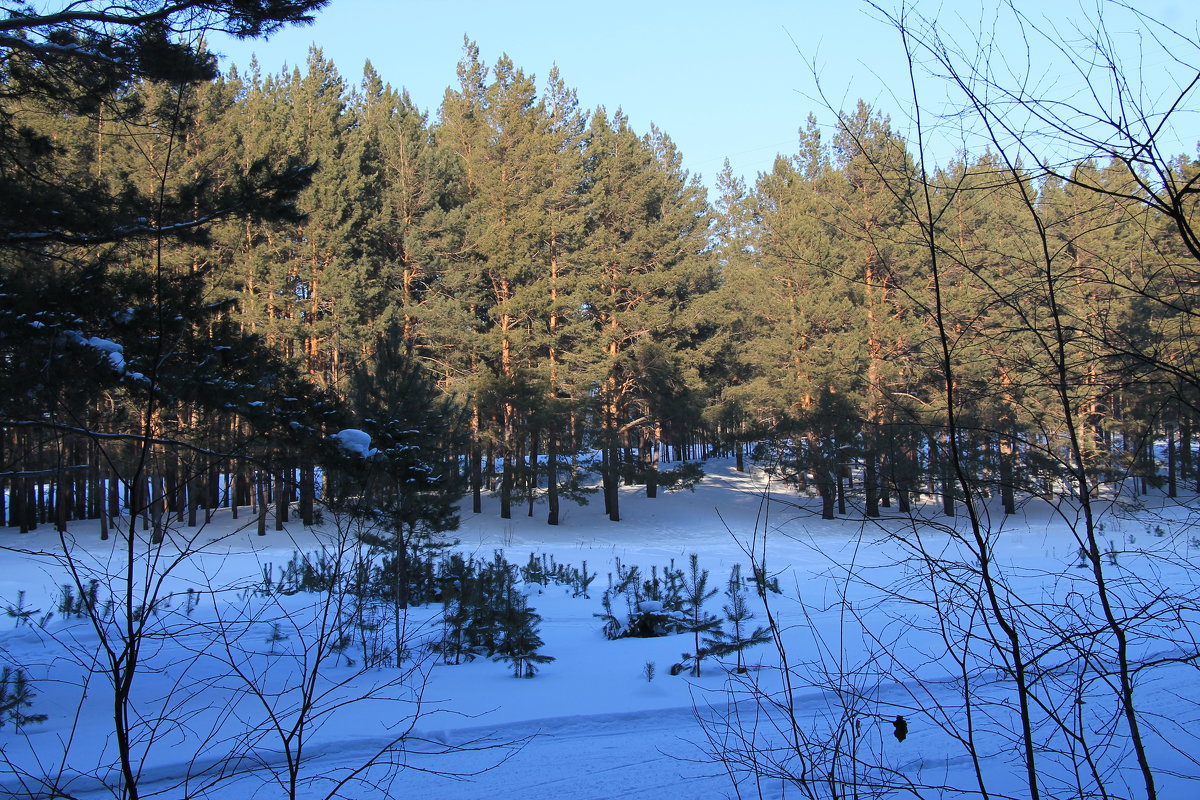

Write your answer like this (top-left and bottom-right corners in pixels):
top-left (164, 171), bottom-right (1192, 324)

top-left (1167, 424), bottom-right (1177, 498)
top-left (932, 432), bottom-right (955, 517)
top-left (602, 445), bottom-right (620, 522)
top-left (472, 437), bottom-right (483, 514)
top-left (499, 453), bottom-right (512, 520)
top-left (1179, 417), bottom-right (1192, 486)
top-left (998, 429), bottom-right (1017, 516)
top-left (484, 440), bottom-right (496, 492)
top-left (256, 473), bottom-right (267, 536)
top-left (527, 429), bottom-right (538, 517)
top-left (164, 456), bottom-right (180, 523)
top-left (186, 466), bottom-right (198, 528)
top-left (108, 463), bottom-right (120, 523)
top-left (864, 445), bottom-right (880, 518)
top-left (55, 467), bottom-right (69, 533)
top-left (274, 468), bottom-right (287, 530)
top-left (645, 425), bottom-right (659, 499)
top-left (546, 425), bottom-right (560, 526)
top-left (299, 458), bottom-right (315, 526)
top-left (818, 475), bottom-right (836, 520)
top-left (19, 476), bottom-right (32, 532)
top-left (150, 472), bottom-right (165, 544)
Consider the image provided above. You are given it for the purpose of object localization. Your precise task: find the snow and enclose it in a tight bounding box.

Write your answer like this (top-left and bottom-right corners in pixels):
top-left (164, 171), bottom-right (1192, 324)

top-left (59, 330), bottom-right (126, 371)
top-left (329, 428), bottom-right (378, 458)
top-left (1, 460), bottom-right (1198, 798)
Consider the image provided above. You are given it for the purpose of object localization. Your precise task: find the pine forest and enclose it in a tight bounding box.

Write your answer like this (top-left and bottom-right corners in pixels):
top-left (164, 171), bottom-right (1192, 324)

top-left (6, 36), bottom-right (1199, 533)
top-left (4, 2), bottom-right (1200, 798)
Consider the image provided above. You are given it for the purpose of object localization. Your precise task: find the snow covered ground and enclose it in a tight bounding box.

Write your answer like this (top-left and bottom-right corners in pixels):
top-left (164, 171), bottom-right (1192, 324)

top-left (2, 460), bottom-right (1198, 798)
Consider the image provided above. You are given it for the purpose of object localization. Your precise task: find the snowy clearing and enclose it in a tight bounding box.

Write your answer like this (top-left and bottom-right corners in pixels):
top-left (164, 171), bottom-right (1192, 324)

top-left (2, 460), bottom-right (1198, 799)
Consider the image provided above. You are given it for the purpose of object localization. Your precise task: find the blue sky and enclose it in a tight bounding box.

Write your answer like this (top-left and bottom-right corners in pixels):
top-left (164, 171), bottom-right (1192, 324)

top-left (210, 0), bottom-right (1197, 193)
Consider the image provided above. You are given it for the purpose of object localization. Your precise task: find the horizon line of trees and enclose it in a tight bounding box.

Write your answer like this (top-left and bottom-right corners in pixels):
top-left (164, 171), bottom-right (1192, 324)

top-left (4, 39), bottom-right (1198, 534)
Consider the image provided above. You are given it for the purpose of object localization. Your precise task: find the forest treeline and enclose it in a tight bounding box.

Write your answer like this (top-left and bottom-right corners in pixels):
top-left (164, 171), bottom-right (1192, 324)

top-left (3, 41), bottom-right (1197, 533)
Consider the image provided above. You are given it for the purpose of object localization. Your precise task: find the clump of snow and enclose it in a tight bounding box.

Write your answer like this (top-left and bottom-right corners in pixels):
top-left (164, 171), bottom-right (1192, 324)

top-left (86, 337), bottom-right (125, 371)
top-left (60, 330), bottom-right (126, 371)
top-left (330, 428), bottom-right (378, 458)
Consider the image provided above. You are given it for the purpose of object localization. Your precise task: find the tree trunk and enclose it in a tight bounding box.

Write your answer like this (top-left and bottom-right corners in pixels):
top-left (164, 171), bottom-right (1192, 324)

top-left (645, 425), bottom-right (660, 499)
top-left (256, 473), bottom-right (267, 536)
top-left (546, 425), bottom-right (560, 526)
top-left (818, 474), bottom-right (836, 520)
top-left (499, 453), bottom-right (512, 520)
top-left (299, 458), bottom-right (315, 526)
top-left (603, 445), bottom-right (620, 522)
top-left (274, 468), bottom-right (287, 530)
top-left (1179, 417), bottom-right (1192, 487)
top-left (998, 429), bottom-right (1017, 516)
top-left (527, 429), bottom-right (539, 517)
top-left (864, 447), bottom-right (880, 518)
top-left (472, 438), bottom-right (483, 514)
top-left (1167, 424), bottom-right (1177, 498)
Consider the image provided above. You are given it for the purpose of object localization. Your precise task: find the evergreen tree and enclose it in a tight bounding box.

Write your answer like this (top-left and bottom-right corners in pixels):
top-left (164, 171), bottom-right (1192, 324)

top-left (344, 323), bottom-right (464, 649)
top-left (0, 2), bottom-right (329, 538)
top-left (694, 160), bottom-right (760, 470)
top-left (703, 564), bottom-right (771, 674)
top-left (436, 42), bottom-right (590, 522)
top-left (493, 589), bottom-right (554, 678)
top-left (676, 553), bottom-right (721, 677)
top-left (579, 109), bottom-right (712, 521)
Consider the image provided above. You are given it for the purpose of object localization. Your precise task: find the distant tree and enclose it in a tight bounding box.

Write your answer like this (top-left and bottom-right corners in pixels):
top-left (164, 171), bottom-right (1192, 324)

top-left (579, 109), bottom-right (713, 521)
top-left (435, 41), bottom-right (594, 522)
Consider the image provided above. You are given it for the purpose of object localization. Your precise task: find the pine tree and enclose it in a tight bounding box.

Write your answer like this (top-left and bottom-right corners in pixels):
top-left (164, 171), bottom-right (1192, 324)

top-left (493, 589), bottom-right (554, 678)
top-left (694, 160), bottom-right (760, 470)
top-left (703, 564), bottom-right (771, 674)
top-left (341, 323), bottom-right (464, 667)
top-left (579, 110), bottom-right (712, 521)
top-left (741, 136), bottom-right (865, 518)
top-left (676, 553), bottom-right (721, 677)
top-left (829, 102), bottom-right (923, 518)
top-left (436, 42), bottom-right (591, 522)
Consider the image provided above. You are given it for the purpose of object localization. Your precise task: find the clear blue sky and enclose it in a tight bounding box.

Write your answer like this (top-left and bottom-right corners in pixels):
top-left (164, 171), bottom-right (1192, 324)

top-left (210, 0), bottom-right (1197, 193)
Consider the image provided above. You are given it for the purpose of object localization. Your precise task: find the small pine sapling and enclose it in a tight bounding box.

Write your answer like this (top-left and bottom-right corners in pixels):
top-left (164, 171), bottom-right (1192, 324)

top-left (661, 559), bottom-right (686, 611)
top-left (704, 564), bottom-right (771, 673)
top-left (184, 587), bottom-right (199, 616)
top-left (57, 579), bottom-right (100, 619)
top-left (436, 554), bottom-right (483, 664)
top-left (522, 552), bottom-right (546, 587)
top-left (5, 591), bottom-right (41, 627)
top-left (574, 560), bottom-right (596, 598)
top-left (493, 590), bottom-right (554, 678)
top-left (595, 589), bottom-right (625, 640)
top-left (266, 622), bottom-right (289, 654)
top-left (0, 667), bottom-right (47, 730)
top-left (678, 554), bottom-right (722, 676)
